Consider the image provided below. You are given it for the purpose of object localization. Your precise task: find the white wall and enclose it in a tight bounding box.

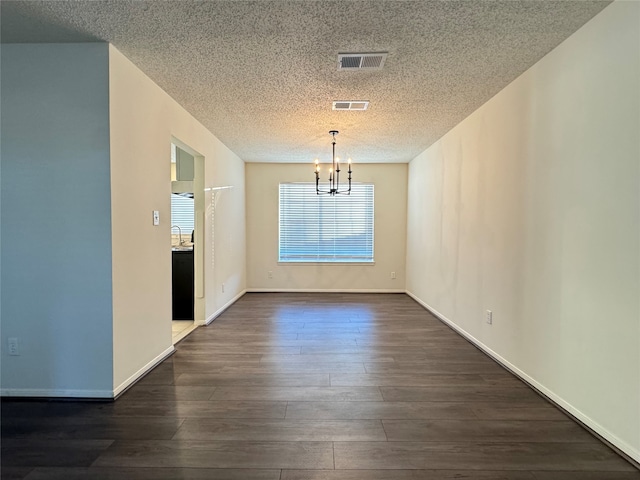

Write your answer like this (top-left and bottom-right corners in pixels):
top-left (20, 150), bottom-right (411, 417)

top-left (406, 1), bottom-right (639, 462)
top-left (246, 163), bottom-right (407, 291)
top-left (109, 46), bottom-right (246, 393)
top-left (1, 44), bottom-right (114, 396)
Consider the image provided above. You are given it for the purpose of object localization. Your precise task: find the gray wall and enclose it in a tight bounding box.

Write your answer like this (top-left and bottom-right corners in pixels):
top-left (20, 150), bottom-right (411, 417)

top-left (1, 44), bottom-right (114, 396)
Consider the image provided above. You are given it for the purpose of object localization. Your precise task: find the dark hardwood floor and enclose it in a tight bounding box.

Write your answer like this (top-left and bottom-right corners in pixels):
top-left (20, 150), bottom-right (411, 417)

top-left (2, 293), bottom-right (638, 479)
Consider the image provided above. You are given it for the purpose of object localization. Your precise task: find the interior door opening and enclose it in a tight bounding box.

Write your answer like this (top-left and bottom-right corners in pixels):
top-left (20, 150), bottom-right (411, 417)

top-left (170, 140), bottom-right (204, 344)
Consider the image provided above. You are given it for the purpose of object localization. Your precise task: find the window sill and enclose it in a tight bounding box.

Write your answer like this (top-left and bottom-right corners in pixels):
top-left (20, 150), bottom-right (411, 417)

top-left (277, 261), bottom-right (375, 266)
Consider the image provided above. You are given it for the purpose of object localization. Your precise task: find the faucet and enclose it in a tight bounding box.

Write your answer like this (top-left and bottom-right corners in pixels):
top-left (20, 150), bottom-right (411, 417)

top-left (171, 225), bottom-right (183, 245)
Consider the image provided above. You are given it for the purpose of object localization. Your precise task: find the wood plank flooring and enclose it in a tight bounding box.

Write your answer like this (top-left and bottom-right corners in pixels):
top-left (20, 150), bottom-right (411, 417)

top-left (2, 293), bottom-right (638, 479)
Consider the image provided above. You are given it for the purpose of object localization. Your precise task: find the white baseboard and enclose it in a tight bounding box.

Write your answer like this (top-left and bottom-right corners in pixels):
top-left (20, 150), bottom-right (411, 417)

top-left (204, 289), bottom-right (247, 325)
top-left (0, 388), bottom-right (113, 399)
top-left (172, 323), bottom-right (198, 343)
top-left (112, 345), bottom-right (175, 398)
top-left (246, 288), bottom-right (406, 293)
top-left (406, 290), bottom-right (640, 466)
top-left (2, 346), bottom-right (177, 400)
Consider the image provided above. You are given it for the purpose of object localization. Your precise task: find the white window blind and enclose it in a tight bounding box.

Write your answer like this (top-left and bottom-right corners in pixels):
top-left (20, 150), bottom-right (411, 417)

top-left (279, 183), bottom-right (374, 263)
top-left (171, 194), bottom-right (194, 234)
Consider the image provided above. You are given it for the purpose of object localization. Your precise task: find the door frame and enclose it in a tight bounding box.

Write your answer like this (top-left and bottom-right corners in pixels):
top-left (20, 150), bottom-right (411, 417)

top-left (171, 136), bottom-right (205, 325)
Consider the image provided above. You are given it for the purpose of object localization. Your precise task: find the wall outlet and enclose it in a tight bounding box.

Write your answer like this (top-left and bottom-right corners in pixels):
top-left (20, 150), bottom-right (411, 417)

top-left (486, 310), bottom-right (493, 325)
top-left (390, 271), bottom-right (396, 279)
top-left (8, 337), bottom-right (19, 356)
top-left (221, 283), bottom-right (225, 293)
top-left (152, 210), bottom-right (160, 226)
top-left (268, 271), bottom-right (273, 279)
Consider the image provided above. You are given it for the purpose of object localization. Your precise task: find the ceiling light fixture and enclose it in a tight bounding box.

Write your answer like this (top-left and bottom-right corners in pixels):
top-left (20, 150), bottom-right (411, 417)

top-left (314, 130), bottom-right (352, 196)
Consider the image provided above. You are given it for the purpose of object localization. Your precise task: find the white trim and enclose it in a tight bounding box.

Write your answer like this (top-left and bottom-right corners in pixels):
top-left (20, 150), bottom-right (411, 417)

top-left (0, 388), bottom-right (113, 399)
top-left (277, 262), bottom-right (375, 266)
top-left (112, 345), bottom-right (175, 398)
top-left (247, 288), bottom-right (405, 293)
top-left (204, 289), bottom-right (247, 325)
top-left (406, 290), bottom-right (640, 465)
top-left (172, 322), bottom-right (198, 343)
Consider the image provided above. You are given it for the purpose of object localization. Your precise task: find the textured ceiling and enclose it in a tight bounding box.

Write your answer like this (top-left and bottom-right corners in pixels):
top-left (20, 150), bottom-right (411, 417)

top-left (1, 1), bottom-right (611, 163)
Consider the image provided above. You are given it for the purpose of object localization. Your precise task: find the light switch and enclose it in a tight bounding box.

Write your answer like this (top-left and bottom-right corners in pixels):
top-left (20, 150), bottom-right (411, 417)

top-left (153, 210), bottom-right (160, 226)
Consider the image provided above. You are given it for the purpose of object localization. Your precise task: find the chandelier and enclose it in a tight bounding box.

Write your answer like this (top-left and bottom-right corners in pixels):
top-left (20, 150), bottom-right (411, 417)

top-left (314, 130), bottom-right (352, 195)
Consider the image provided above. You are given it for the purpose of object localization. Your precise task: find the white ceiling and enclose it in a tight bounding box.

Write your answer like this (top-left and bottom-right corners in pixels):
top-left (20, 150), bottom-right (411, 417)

top-left (1, 0), bottom-right (611, 163)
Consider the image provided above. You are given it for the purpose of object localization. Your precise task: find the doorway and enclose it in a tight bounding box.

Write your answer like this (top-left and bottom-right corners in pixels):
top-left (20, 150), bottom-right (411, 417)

top-left (170, 139), bottom-right (204, 344)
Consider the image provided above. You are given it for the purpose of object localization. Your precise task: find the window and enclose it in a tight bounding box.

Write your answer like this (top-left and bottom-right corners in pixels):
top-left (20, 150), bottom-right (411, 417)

top-left (171, 193), bottom-right (194, 234)
top-left (279, 183), bottom-right (374, 263)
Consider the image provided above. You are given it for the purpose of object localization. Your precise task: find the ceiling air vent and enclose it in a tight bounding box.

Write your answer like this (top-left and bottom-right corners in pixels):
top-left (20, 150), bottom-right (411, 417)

top-left (333, 101), bottom-right (369, 111)
top-left (338, 53), bottom-right (387, 71)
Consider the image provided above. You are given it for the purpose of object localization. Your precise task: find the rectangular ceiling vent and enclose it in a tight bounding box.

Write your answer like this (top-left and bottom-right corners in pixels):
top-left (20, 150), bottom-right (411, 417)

top-left (333, 101), bottom-right (370, 111)
top-left (338, 53), bottom-right (387, 71)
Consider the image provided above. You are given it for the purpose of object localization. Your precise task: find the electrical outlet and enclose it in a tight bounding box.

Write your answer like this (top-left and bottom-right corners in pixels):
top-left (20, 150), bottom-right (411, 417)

top-left (8, 337), bottom-right (19, 356)
top-left (152, 210), bottom-right (160, 226)
top-left (268, 271), bottom-right (273, 279)
top-left (486, 310), bottom-right (493, 325)
top-left (390, 271), bottom-right (396, 279)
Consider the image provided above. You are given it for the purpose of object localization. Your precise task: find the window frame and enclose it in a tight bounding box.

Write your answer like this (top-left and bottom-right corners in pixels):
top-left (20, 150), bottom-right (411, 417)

top-left (278, 182), bottom-right (375, 264)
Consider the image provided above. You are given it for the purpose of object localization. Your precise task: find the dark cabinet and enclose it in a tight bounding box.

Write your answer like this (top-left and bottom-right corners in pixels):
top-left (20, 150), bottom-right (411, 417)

top-left (172, 250), bottom-right (194, 320)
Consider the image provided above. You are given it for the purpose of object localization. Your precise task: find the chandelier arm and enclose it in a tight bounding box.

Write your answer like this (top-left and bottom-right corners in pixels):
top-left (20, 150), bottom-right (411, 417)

top-left (316, 183), bottom-right (332, 195)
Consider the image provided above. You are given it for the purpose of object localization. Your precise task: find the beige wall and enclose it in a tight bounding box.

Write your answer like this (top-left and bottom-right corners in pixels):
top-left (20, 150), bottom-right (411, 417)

top-left (406, 1), bottom-right (639, 462)
top-left (109, 46), bottom-right (246, 393)
top-left (246, 163), bottom-right (407, 291)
